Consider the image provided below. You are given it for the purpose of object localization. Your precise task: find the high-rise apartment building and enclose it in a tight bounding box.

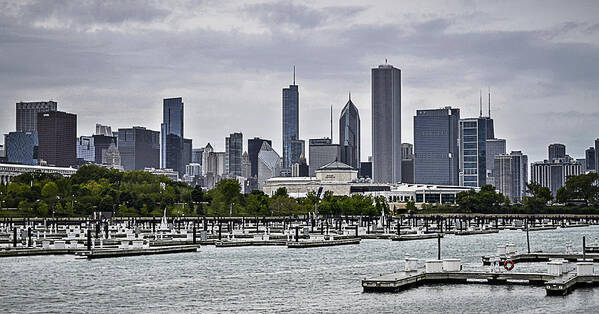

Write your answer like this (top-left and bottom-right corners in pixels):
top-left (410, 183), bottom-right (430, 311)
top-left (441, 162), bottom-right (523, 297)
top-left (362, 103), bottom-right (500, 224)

top-left (595, 139), bottom-right (599, 173)
top-left (16, 101), bottom-right (57, 132)
top-left (459, 117), bottom-right (487, 187)
top-left (494, 151), bottom-right (528, 202)
top-left (161, 97), bottom-right (184, 173)
top-left (548, 143), bottom-right (566, 162)
top-left (282, 70), bottom-right (299, 171)
top-left (37, 111), bottom-right (77, 167)
top-left (225, 132), bottom-right (243, 177)
top-left (372, 63), bottom-right (401, 183)
top-left (248, 137), bottom-right (272, 178)
top-left (531, 157), bottom-right (583, 196)
top-left (117, 127), bottom-right (160, 170)
top-left (414, 107), bottom-right (460, 185)
top-left (339, 96), bottom-right (360, 170)
top-left (308, 138), bottom-right (341, 176)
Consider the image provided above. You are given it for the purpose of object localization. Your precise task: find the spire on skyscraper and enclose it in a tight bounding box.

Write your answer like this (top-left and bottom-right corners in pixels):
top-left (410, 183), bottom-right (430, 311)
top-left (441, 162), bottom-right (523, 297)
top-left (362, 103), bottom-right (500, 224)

top-left (479, 90), bottom-right (483, 118)
top-left (488, 87), bottom-right (491, 118)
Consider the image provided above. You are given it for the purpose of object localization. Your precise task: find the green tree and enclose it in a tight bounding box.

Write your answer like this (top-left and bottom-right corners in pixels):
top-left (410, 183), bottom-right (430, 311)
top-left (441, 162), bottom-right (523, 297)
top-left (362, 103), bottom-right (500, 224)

top-left (406, 200), bottom-right (417, 212)
top-left (41, 182), bottom-right (59, 200)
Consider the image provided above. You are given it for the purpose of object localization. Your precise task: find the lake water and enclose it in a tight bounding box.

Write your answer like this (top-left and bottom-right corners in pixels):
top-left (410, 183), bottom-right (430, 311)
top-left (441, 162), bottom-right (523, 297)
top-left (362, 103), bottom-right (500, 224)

top-left (1, 226), bottom-right (599, 313)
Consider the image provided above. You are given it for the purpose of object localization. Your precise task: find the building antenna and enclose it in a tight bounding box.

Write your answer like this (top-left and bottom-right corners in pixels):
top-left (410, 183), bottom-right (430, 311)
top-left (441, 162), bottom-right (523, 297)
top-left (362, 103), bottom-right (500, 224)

top-left (293, 65), bottom-right (295, 85)
top-left (349, 91), bottom-right (351, 101)
top-left (330, 105), bottom-right (333, 141)
top-left (488, 87), bottom-right (491, 118)
top-left (479, 89), bottom-right (483, 118)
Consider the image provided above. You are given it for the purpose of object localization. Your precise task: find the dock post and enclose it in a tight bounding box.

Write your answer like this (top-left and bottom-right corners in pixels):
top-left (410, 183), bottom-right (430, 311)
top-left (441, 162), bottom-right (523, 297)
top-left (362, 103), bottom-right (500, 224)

top-left (355, 225), bottom-right (358, 237)
top-left (583, 236), bottom-right (586, 261)
top-left (526, 218), bottom-right (530, 253)
top-left (218, 221), bottom-right (222, 240)
top-left (27, 227), bottom-right (32, 247)
top-left (437, 233), bottom-right (441, 260)
top-left (104, 223), bottom-right (109, 239)
top-left (295, 226), bottom-right (299, 242)
top-left (193, 225), bottom-right (197, 244)
top-left (13, 227), bottom-right (17, 248)
top-left (87, 229), bottom-right (91, 250)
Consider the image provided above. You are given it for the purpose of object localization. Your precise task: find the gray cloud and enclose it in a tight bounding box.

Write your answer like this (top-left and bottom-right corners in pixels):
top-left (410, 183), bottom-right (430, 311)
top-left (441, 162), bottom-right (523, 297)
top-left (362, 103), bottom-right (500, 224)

top-left (0, 1), bottom-right (598, 165)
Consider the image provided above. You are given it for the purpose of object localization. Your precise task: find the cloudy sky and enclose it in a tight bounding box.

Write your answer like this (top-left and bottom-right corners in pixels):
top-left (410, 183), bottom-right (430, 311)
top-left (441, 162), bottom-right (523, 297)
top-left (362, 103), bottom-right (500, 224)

top-left (1, 0), bottom-right (598, 164)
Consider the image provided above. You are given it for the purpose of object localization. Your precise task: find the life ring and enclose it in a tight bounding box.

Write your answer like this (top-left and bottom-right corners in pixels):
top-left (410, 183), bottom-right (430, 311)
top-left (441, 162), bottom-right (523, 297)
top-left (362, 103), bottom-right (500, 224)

top-left (504, 259), bottom-right (515, 271)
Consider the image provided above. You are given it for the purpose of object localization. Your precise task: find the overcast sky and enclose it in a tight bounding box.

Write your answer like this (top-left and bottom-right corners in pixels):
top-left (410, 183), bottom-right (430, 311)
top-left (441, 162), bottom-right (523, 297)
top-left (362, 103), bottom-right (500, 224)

top-left (1, 0), bottom-right (599, 164)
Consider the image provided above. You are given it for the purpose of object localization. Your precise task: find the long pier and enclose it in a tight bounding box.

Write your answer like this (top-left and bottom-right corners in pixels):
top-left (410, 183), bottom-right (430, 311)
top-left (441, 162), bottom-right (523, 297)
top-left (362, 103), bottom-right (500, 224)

top-left (482, 252), bottom-right (599, 265)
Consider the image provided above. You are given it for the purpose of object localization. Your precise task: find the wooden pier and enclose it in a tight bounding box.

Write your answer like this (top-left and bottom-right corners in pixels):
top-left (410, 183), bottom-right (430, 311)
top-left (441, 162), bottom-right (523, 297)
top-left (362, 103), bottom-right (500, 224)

top-left (362, 269), bottom-right (599, 295)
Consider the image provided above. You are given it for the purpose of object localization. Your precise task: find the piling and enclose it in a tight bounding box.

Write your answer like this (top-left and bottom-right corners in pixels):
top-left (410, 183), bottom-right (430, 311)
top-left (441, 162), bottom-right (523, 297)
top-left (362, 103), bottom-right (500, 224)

top-left (13, 227), bottom-right (17, 248)
top-left (526, 218), bottom-right (531, 253)
top-left (295, 226), bottom-right (299, 242)
top-left (27, 227), bottom-right (32, 247)
top-left (437, 233), bottom-right (441, 260)
top-left (193, 225), bottom-right (197, 244)
top-left (583, 236), bottom-right (586, 261)
top-left (87, 229), bottom-right (91, 250)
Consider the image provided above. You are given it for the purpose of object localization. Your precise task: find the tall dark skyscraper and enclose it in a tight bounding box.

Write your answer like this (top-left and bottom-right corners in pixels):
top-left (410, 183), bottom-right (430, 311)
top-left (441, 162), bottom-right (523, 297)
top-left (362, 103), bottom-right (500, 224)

top-left (372, 63), bottom-right (401, 183)
top-left (183, 138), bottom-right (192, 167)
top-left (16, 101), bottom-right (57, 132)
top-left (339, 95), bottom-right (360, 170)
top-left (585, 147), bottom-right (595, 171)
top-left (414, 107), bottom-right (460, 185)
top-left (595, 139), bottom-right (599, 173)
top-left (92, 135), bottom-right (117, 164)
top-left (37, 111), bottom-right (77, 167)
top-left (548, 143), bottom-right (566, 161)
top-left (161, 97), bottom-right (184, 173)
top-left (118, 126), bottom-right (160, 171)
top-left (226, 132), bottom-right (243, 177)
top-left (248, 137), bottom-right (272, 178)
top-left (282, 68), bottom-right (299, 172)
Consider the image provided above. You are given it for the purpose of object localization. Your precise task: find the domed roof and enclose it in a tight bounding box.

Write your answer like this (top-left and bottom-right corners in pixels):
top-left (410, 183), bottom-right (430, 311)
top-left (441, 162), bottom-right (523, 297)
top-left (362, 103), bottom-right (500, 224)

top-left (318, 160), bottom-right (354, 171)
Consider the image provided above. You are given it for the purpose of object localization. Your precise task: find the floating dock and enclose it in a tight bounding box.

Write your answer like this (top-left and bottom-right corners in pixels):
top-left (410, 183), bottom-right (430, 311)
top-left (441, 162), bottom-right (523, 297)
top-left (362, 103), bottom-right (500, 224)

top-left (481, 252), bottom-right (599, 265)
top-left (286, 238), bottom-right (360, 248)
top-left (75, 245), bottom-right (200, 259)
top-left (391, 233), bottom-right (443, 241)
top-left (214, 240), bottom-right (286, 247)
top-left (362, 269), bottom-right (599, 295)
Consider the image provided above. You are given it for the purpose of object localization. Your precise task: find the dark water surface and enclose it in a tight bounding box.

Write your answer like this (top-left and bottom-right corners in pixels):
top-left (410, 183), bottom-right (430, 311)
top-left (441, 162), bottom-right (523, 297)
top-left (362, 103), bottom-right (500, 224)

top-left (1, 226), bottom-right (599, 313)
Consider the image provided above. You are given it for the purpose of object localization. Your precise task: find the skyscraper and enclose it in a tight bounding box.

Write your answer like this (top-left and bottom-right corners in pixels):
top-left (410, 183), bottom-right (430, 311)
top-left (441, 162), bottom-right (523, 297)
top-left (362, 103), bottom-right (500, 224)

top-left (16, 101), bottom-right (57, 132)
top-left (494, 151), bottom-right (528, 202)
top-left (548, 143), bottom-right (566, 161)
top-left (459, 117), bottom-right (487, 187)
top-left (161, 97), bottom-right (184, 173)
top-left (225, 132), bottom-right (243, 177)
top-left (401, 143), bottom-right (414, 184)
top-left (371, 63), bottom-right (401, 183)
top-left (414, 107), bottom-right (460, 185)
top-left (5, 131), bottom-right (38, 165)
top-left (585, 147), bottom-right (596, 172)
top-left (248, 137), bottom-right (272, 178)
top-left (531, 157), bottom-right (582, 196)
top-left (486, 138), bottom-right (506, 186)
top-left (37, 111), bottom-right (77, 167)
top-left (595, 138), bottom-right (599, 173)
top-left (117, 127), bottom-right (160, 171)
top-left (282, 68), bottom-right (299, 172)
top-left (192, 148), bottom-right (204, 165)
top-left (339, 95), bottom-right (360, 170)
top-left (183, 138), bottom-right (192, 168)
top-left (258, 142), bottom-right (281, 189)
top-left (95, 123), bottom-right (113, 136)
top-left (308, 138), bottom-right (341, 176)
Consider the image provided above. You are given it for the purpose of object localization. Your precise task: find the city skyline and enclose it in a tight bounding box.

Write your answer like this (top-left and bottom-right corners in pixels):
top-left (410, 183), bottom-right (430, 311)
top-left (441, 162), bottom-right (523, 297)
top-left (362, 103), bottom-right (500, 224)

top-left (1, 1), bottom-right (598, 165)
